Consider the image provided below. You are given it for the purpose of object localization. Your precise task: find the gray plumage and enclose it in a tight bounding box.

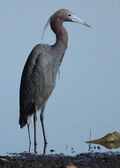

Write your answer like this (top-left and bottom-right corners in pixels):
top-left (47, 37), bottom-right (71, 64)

top-left (19, 44), bottom-right (65, 127)
top-left (19, 9), bottom-right (91, 153)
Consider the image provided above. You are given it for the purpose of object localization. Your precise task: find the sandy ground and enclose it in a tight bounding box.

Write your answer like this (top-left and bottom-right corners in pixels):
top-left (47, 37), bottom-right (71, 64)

top-left (0, 152), bottom-right (120, 168)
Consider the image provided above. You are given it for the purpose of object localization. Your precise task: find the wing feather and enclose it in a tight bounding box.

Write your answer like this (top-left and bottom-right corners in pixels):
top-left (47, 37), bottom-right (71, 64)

top-left (19, 44), bottom-right (45, 118)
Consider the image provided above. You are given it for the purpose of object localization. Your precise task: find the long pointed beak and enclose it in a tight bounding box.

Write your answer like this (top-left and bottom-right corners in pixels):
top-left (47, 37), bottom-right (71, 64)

top-left (69, 14), bottom-right (92, 28)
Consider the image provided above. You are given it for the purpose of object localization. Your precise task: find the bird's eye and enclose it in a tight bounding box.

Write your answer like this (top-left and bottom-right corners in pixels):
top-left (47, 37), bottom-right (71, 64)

top-left (68, 13), bottom-right (72, 17)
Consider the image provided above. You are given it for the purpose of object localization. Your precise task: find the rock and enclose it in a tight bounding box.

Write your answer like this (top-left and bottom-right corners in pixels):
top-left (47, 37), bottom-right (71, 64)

top-left (86, 131), bottom-right (120, 149)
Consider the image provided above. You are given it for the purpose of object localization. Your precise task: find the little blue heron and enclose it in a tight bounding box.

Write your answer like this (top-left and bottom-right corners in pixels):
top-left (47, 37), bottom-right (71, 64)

top-left (19, 9), bottom-right (91, 153)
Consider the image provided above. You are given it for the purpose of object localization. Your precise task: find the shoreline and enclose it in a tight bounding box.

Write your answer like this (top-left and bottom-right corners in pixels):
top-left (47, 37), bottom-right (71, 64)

top-left (0, 152), bottom-right (120, 168)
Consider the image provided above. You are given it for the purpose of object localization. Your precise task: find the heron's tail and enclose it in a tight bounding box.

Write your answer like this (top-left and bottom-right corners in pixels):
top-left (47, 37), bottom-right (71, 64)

top-left (19, 114), bottom-right (27, 128)
top-left (19, 102), bottom-right (36, 128)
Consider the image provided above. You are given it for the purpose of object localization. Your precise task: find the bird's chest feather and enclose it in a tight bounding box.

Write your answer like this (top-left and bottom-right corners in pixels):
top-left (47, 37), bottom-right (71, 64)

top-left (42, 51), bottom-right (62, 78)
top-left (36, 58), bottom-right (54, 97)
top-left (32, 48), bottom-right (63, 104)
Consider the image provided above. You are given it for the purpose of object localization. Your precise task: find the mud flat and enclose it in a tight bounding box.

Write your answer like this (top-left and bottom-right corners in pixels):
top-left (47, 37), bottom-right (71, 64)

top-left (0, 152), bottom-right (120, 168)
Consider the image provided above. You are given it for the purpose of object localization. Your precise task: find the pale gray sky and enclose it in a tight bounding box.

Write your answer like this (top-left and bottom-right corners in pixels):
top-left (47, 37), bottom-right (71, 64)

top-left (0, 0), bottom-right (120, 154)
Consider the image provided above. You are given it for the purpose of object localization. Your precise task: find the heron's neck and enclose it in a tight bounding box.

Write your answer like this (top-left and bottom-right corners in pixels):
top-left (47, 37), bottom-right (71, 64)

top-left (51, 19), bottom-right (68, 52)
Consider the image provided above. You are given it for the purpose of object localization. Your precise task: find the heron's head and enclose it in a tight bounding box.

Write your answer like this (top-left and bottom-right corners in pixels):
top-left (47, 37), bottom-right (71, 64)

top-left (50, 9), bottom-right (91, 28)
top-left (42, 9), bottom-right (91, 39)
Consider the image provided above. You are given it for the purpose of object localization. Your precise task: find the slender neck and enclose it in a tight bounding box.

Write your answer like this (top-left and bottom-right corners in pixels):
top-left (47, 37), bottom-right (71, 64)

top-left (50, 18), bottom-right (68, 51)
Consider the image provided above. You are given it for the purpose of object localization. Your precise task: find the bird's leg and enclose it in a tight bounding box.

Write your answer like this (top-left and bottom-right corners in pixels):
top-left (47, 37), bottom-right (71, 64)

top-left (33, 111), bottom-right (37, 154)
top-left (43, 142), bottom-right (47, 155)
top-left (27, 123), bottom-right (31, 153)
top-left (40, 104), bottom-right (47, 146)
